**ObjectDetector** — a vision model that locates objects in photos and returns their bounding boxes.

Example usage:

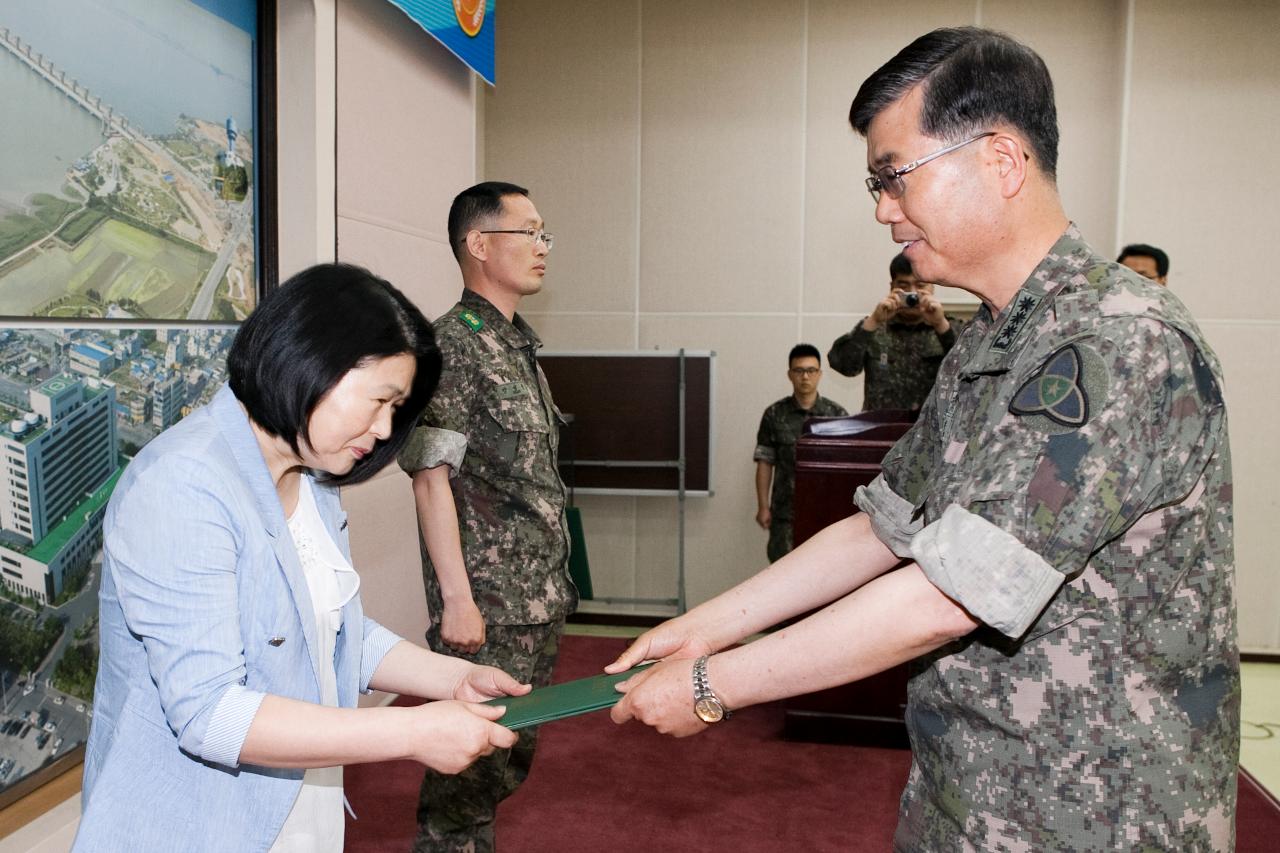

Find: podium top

[804,410,918,438]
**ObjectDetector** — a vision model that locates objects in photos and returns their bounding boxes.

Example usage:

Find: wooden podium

[783,410,916,748]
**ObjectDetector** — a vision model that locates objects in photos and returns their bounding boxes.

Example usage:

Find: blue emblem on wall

[385,0,496,86]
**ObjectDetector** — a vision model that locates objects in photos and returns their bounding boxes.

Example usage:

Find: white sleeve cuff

[398,427,467,474]
[360,621,404,693]
[853,474,921,558]
[910,504,1064,638]
[203,684,267,768]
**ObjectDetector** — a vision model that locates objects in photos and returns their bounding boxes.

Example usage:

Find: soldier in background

[753,344,848,561]
[610,27,1237,851]
[398,181,577,852]
[828,252,961,411]
[1118,242,1170,285]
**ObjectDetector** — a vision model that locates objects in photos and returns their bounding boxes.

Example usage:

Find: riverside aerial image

[0,325,234,798]
[0,0,258,321]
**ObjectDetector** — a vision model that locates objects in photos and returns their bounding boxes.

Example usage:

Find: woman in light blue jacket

[74,264,526,852]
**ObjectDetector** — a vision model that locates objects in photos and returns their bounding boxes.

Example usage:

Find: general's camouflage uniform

[398,289,577,853]
[753,394,847,561]
[828,314,961,411]
[855,226,1238,851]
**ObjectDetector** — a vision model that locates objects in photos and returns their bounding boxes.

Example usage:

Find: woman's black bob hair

[227,262,439,487]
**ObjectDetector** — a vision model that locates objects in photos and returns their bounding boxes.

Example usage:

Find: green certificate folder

[485,664,652,730]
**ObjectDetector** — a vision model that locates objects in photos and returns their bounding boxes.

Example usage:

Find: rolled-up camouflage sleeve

[853,474,921,558]
[398,426,467,475]
[910,504,1061,636]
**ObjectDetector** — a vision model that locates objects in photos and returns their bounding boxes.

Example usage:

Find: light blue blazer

[74,385,402,852]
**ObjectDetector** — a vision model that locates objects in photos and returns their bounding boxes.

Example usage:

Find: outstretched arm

[610,560,977,736]
[607,512,904,670]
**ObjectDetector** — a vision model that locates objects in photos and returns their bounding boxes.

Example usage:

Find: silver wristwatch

[692,655,731,723]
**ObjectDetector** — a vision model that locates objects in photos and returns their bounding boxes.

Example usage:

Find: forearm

[709,562,978,710]
[238,695,425,768]
[754,462,773,510]
[675,513,901,650]
[413,466,474,606]
[367,639,473,700]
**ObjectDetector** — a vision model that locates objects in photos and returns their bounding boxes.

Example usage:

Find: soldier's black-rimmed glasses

[477,228,554,250]
[865,132,996,203]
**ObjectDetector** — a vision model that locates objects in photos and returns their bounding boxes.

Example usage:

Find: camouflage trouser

[411,620,563,853]
[767,518,793,563]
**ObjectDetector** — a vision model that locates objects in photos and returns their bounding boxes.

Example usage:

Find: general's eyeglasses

[865,132,995,203]
[477,228,555,250]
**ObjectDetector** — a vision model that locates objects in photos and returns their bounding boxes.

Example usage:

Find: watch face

[695,697,724,724]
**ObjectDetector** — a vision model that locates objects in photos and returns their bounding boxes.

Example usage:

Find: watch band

[692,655,731,723]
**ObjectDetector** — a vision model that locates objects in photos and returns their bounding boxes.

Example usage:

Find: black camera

[899,292,920,308]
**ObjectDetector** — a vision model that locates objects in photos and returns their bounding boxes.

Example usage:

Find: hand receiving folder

[485,664,652,730]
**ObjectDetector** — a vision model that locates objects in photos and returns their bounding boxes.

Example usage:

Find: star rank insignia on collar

[1010,344,1090,427]
[459,309,484,332]
[990,292,1040,353]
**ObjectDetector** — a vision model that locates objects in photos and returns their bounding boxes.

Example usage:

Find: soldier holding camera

[828,252,961,411]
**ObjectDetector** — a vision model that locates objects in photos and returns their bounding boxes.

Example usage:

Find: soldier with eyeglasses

[752,343,847,561]
[398,181,576,853]
[609,27,1237,852]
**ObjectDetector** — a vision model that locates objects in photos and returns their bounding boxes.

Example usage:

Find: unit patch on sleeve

[459,309,484,332]
[1010,344,1097,428]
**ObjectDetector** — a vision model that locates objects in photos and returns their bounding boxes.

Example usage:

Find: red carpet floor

[345,635,1280,852]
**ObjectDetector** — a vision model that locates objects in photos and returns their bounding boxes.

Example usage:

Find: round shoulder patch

[1010,344,1096,428]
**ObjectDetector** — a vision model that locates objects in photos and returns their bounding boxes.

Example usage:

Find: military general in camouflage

[606,27,1238,853]
[870,223,1237,851]
[398,182,577,853]
[828,252,962,411]
[754,343,847,561]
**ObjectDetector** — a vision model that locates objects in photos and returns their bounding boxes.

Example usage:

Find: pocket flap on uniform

[486,403,550,434]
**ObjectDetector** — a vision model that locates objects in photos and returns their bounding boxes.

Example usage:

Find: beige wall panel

[639,0,806,314]
[803,0,973,315]
[337,0,474,237]
[484,0,641,315]
[1123,0,1280,320]
[337,216,463,321]
[1200,321,1280,651]
[638,314,802,603]
[522,312,636,351]
[982,0,1124,248]
[277,0,335,274]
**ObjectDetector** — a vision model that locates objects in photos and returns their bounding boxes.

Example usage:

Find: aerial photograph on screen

[0,0,257,321]
[0,325,234,797]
